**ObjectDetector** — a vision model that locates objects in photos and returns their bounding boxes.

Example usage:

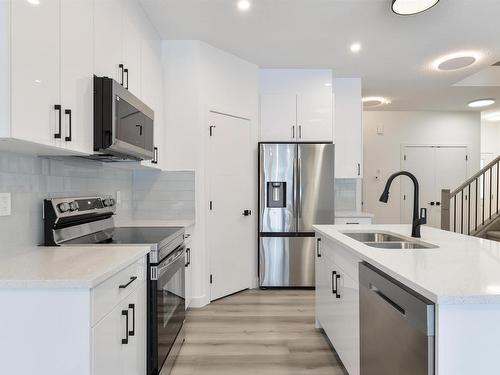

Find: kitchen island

[313,224,500,375]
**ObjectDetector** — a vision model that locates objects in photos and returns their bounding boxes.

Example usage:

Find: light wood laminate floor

[170,289,346,375]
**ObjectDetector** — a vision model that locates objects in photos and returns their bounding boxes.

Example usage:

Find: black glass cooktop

[63,226,183,245]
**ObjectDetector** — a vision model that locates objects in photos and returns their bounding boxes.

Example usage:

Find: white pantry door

[402,146,468,228]
[207,112,253,301]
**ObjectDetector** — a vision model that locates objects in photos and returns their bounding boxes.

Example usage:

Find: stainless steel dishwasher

[359,263,435,375]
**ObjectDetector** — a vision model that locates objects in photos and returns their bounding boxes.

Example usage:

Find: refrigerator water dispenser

[267,182,286,208]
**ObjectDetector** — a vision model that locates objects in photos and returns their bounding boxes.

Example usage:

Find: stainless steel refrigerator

[259,143,335,287]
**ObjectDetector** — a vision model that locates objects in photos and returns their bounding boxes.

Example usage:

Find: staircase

[441,155,500,239]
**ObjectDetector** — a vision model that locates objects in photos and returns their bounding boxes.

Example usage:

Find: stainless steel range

[43,196,187,375]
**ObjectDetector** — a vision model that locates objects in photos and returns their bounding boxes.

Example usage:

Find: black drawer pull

[332,271,337,294]
[335,274,341,299]
[128,304,135,336]
[54,104,62,139]
[124,68,129,90]
[119,276,137,289]
[64,109,72,141]
[119,64,124,86]
[121,309,129,344]
[316,238,321,257]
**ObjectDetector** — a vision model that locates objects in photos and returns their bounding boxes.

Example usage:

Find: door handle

[152,147,158,164]
[124,68,129,90]
[54,104,62,139]
[64,109,72,142]
[335,274,341,299]
[331,271,337,294]
[128,304,135,336]
[316,238,321,257]
[119,64,125,86]
[136,124,143,136]
[121,309,129,344]
[185,248,191,267]
[242,210,252,216]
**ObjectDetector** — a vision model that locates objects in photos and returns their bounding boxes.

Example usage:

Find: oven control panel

[46,196,116,219]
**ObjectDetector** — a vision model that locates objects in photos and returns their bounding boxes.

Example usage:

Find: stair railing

[442,155,500,235]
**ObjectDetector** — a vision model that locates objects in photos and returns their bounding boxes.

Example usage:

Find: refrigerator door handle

[292,155,296,224]
[297,157,302,219]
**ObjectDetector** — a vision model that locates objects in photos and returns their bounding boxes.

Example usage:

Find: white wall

[0,1,10,136]
[162,40,259,307]
[363,111,481,224]
[481,119,500,164]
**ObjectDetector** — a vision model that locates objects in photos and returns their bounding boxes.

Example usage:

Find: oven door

[150,245,186,375]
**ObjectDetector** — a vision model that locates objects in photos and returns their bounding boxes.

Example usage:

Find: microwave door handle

[136,124,143,136]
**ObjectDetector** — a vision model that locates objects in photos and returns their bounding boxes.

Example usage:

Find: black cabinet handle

[429,201,435,206]
[128,304,135,336]
[335,274,341,299]
[136,124,143,136]
[119,276,137,289]
[152,147,158,164]
[54,104,62,139]
[64,109,72,142]
[242,210,252,216]
[331,271,337,294]
[119,64,124,86]
[124,68,129,90]
[185,248,191,267]
[316,238,321,258]
[121,309,129,344]
[357,163,361,176]
[436,202,441,206]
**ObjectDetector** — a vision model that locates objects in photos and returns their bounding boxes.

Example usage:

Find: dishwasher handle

[370,284,406,316]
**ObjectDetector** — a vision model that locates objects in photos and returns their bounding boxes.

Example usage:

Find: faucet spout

[379,171,427,238]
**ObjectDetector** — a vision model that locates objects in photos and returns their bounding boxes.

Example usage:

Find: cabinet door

[60,0,93,154]
[259,94,297,142]
[185,246,192,309]
[94,0,123,83]
[333,78,363,178]
[93,300,128,375]
[315,238,329,326]
[297,93,333,142]
[140,34,163,169]
[10,0,60,147]
[122,0,143,96]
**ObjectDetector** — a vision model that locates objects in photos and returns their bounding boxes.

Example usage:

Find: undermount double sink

[342,231,438,249]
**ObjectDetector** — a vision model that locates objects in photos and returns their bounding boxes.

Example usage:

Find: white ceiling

[140,0,500,112]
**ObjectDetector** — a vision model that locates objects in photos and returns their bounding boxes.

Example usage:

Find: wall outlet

[0,193,12,216]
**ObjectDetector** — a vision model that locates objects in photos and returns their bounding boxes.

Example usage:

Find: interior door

[207,112,253,301]
[402,146,468,228]
[297,144,335,232]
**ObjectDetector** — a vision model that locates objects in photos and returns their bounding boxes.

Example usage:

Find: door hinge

[209,201,213,210]
[209,125,216,137]
[403,195,406,200]
[466,155,468,161]
[404,154,407,161]
[210,274,213,284]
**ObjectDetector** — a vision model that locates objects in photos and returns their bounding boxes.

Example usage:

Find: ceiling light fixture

[237,0,251,11]
[324,83,332,87]
[431,51,482,71]
[350,43,362,53]
[27,0,40,4]
[362,97,391,108]
[468,99,495,108]
[483,112,500,122]
[392,0,440,15]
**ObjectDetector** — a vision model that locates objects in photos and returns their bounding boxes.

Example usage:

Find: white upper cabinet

[122,0,143,96]
[94,0,124,83]
[10,0,60,147]
[334,78,363,178]
[297,92,333,142]
[259,69,333,143]
[60,0,94,154]
[259,93,297,142]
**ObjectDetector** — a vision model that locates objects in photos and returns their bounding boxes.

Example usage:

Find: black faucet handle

[420,207,427,225]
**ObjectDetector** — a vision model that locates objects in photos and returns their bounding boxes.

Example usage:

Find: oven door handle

[155,247,185,277]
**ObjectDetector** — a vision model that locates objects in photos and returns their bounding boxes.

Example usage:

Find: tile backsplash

[0,151,195,249]
[335,178,358,211]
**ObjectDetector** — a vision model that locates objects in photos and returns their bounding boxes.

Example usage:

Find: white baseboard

[188,294,210,308]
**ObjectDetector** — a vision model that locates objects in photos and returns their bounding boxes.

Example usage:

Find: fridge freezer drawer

[259,236,315,287]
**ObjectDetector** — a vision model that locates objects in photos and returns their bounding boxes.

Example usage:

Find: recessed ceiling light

[468,99,495,108]
[27,0,40,4]
[350,43,362,53]
[483,112,500,122]
[362,97,391,107]
[392,0,440,15]
[237,0,251,11]
[431,51,482,71]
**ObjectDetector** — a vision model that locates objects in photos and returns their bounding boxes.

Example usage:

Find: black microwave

[93,76,154,161]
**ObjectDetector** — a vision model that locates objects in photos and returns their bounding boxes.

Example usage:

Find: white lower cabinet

[93,286,146,375]
[184,225,195,309]
[316,236,360,375]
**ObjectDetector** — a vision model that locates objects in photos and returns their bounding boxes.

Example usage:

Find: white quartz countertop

[313,224,500,305]
[114,219,195,228]
[0,245,150,289]
[335,211,374,218]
